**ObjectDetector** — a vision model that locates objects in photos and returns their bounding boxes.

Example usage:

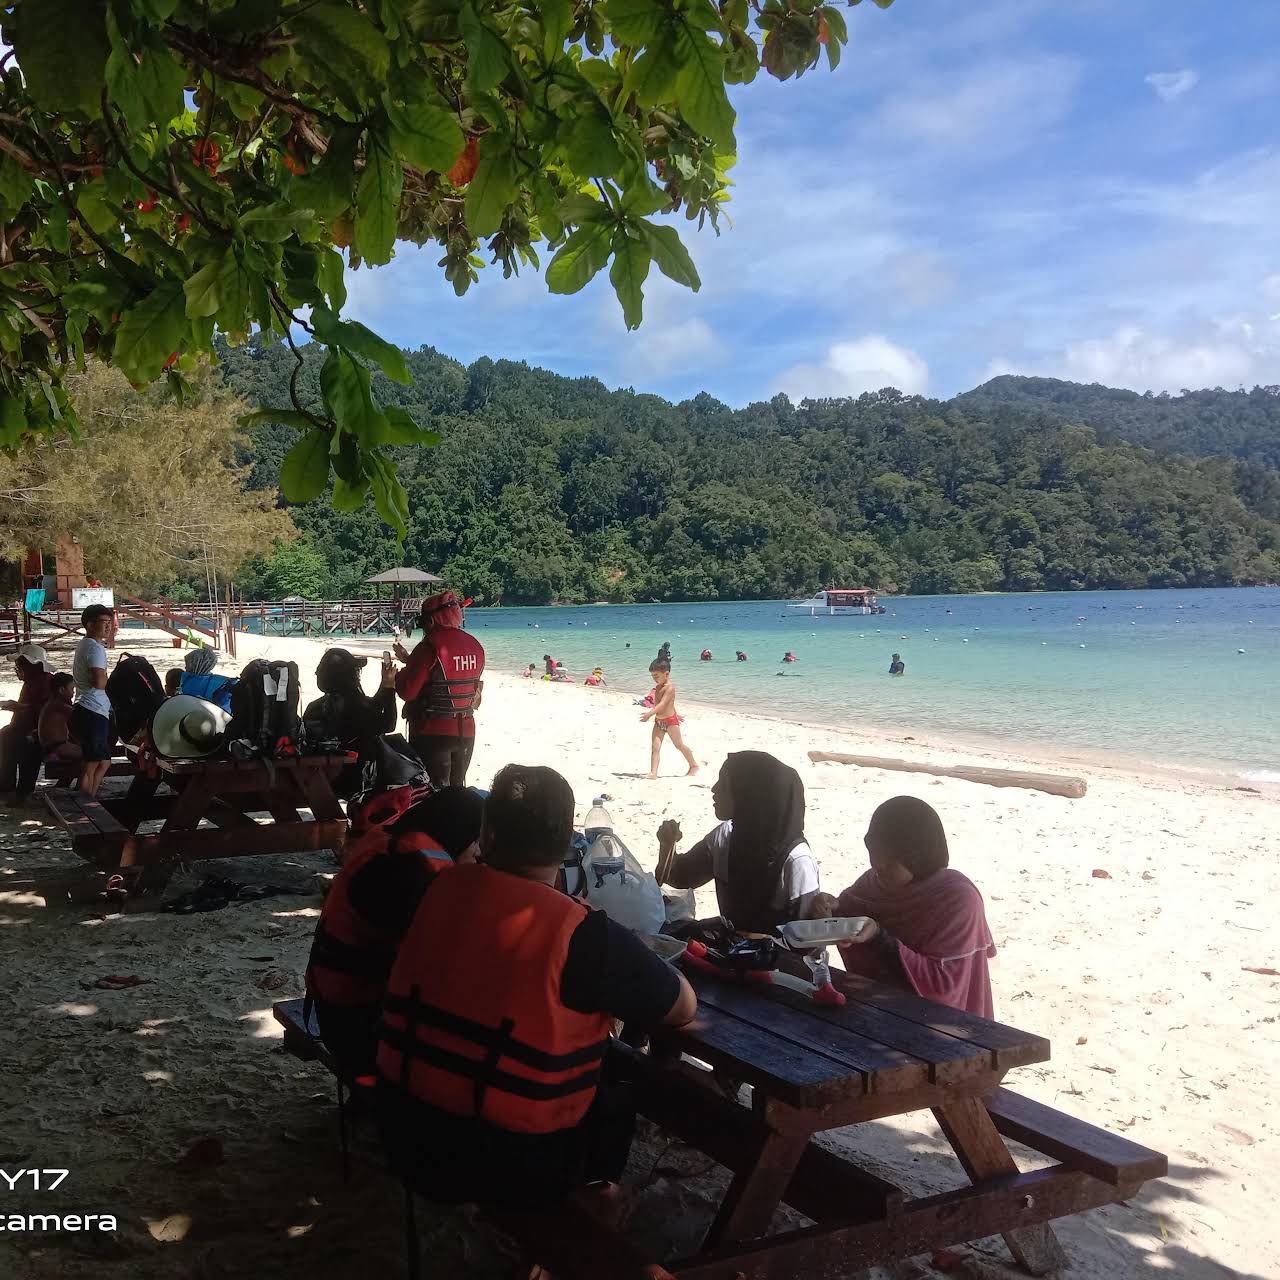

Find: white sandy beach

[1,627,1276,1280]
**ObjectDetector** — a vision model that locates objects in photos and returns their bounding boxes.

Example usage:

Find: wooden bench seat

[44,787,133,863]
[985,1087,1168,1186]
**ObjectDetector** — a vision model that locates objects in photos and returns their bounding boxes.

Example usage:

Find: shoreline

[329,634,1279,798]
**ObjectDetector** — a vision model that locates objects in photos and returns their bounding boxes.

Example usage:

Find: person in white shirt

[70,604,115,796]
[654,751,821,931]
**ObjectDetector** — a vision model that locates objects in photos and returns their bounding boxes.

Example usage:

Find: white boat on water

[788,588,885,616]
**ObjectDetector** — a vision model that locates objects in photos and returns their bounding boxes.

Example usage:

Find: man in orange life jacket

[395,590,484,788]
[307,787,485,1078]
[377,765,697,1208]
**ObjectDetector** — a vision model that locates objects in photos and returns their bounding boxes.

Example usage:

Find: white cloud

[1144,70,1200,103]
[776,336,929,401]
[989,320,1279,393]
[883,250,958,309]
[871,56,1080,153]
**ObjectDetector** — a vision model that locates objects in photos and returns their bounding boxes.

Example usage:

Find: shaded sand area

[1,629,1276,1279]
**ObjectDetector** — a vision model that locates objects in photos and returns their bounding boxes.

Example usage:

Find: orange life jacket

[414,627,485,718]
[307,827,451,1007]
[377,864,612,1135]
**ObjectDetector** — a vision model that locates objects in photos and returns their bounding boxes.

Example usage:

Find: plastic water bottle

[804,948,833,988]
[583,795,613,841]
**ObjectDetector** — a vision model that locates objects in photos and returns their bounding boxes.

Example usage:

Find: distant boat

[788,588,885,616]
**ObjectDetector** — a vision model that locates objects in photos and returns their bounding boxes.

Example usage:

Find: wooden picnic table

[44,749,349,870]
[609,958,1167,1280]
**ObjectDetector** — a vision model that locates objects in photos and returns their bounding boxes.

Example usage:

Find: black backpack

[227,659,301,757]
[105,653,166,743]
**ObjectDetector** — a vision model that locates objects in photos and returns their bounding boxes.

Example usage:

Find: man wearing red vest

[377,764,697,1208]
[394,590,485,788]
[307,787,485,1078]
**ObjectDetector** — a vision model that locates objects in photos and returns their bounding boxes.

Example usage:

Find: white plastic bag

[579,799,665,936]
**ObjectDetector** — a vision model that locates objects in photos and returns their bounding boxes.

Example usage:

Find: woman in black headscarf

[655,751,821,932]
[302,648,398,798]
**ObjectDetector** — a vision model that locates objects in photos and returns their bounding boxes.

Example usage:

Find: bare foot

[686,763,699,776]
[646,771,658,780]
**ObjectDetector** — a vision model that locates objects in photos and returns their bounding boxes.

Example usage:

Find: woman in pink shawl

[829,796,996,1018]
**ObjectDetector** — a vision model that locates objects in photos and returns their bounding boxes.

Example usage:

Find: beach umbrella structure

[365,566,443,608]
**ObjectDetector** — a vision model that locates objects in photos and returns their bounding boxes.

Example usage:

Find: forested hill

[215,338,1280,605]
[957,376,1280,471]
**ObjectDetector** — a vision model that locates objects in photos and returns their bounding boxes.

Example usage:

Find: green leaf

[320,349,388,443]
[108,24,187,132]
[540,0,573,59]
[385,405,443,447]
[239,408,324,431]
[12,0,109,117]
[242,201,320,243]
[215,249,252,330]
[311,306,411,385]
[355,140,403,265]
[280,431,332,503]
[114,281,186,384]
[464,137,518,238]
[0,156,35,221]
[545,222,613,294]
[369,454,410,536]
[609,231,650,330]
[639,221,701,289]
[565,112,623,177]
[295,125,360,219]
[318,248,348,311]
[605,0,667,45]
[625,33,680,106]
[387,98,465,173]
[183,258,223,319]
[558,193,612,225]
[459,3,510,92]
[332,475,370,512]
[674,26,736,146]
[291,2,391,105]
[820,6,849,42]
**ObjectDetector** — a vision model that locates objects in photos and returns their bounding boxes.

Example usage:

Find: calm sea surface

[465,588,1280,784]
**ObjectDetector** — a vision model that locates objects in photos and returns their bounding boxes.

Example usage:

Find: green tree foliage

[0,0,879,527]
[960,376,1280,471]
[216,339,1280,603]
[0,361,291,587]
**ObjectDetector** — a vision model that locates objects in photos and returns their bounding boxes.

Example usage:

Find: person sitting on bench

[37,673,82,776]
[815,795,996,1018]
[303,648,399,799]
[306,786,485,1079]
[377,764,696,1211]
[1,643,53,805]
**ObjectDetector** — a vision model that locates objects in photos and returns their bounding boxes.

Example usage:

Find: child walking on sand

[641,659,698,778]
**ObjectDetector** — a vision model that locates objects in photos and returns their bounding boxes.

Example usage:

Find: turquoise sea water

[465,587,1280,784]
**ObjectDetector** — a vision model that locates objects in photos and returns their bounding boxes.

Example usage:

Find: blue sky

[346,0,1280,405]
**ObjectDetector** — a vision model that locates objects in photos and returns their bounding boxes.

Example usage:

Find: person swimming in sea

[781,651,797,664]
[889,653,905,676]
[700,649,713,662]
[736,650,747,662]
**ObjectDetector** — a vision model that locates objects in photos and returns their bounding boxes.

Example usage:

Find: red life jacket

[307,827,451,1008]
[414,627,485,718]
[345,784,427,848]
[377,865,612,1136]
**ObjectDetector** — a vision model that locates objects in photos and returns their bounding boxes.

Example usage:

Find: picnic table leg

[933,1097,1069,1276]
[702,1127,810,1250]
[291,766,346,822]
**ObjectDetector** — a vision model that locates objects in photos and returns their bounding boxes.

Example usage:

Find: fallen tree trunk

[807,751,1088,799]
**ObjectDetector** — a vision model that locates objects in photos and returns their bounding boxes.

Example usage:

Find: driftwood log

[808,751,1088,799]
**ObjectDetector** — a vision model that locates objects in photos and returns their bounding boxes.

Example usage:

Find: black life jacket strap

[377,1021,604,1103]
[310,922,396,980]
[383,991,607,1072]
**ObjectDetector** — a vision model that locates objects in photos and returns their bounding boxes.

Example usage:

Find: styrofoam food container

[779,917,873,947]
